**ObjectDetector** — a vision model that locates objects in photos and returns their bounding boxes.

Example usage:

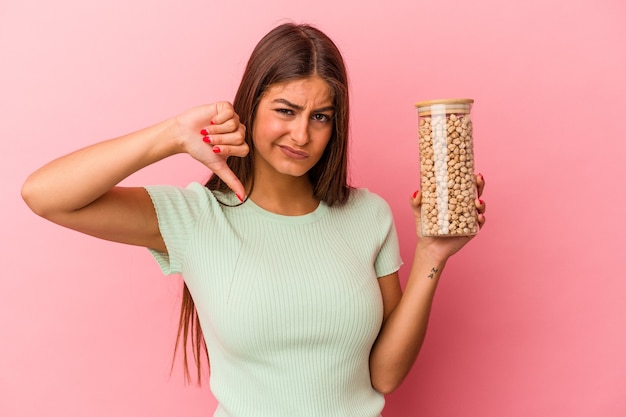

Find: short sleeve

[373,202,403,278]
[144,182,210,275]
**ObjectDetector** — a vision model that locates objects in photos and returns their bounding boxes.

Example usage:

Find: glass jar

[415,98,478,237]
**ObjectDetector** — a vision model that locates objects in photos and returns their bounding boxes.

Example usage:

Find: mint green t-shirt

[146,183,402,417]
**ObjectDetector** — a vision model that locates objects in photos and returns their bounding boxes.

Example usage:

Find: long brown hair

[174,22,352,384]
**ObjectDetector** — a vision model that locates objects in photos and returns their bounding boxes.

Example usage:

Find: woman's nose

[290,118,310,146]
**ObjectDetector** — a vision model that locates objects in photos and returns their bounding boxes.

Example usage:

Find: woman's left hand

[410,173,486,263]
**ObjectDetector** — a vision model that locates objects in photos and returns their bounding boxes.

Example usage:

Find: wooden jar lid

[415,98,474,116]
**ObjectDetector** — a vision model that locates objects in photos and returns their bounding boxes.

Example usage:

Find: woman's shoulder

[147,181,208,200]
[327,188,397,237]
[148,181,233,200]
[348,187,390,206]
[145,181,233,215]
[339,187,393,217]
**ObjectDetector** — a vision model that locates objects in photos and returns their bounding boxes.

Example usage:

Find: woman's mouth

[278,145,309,160]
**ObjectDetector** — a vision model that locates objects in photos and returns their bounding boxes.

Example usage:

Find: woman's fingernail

[479,199,484,205]
[202,136,211,143]
[479,173,484,181]
[236,193,244,203]
[200,129,208,136]
[212,146,221,153]
[413,190,419,199]
[210,121,215,125]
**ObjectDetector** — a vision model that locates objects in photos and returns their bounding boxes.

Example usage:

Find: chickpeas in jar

[415,98,478,237]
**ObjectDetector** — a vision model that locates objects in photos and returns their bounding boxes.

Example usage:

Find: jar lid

[415,98,474,116]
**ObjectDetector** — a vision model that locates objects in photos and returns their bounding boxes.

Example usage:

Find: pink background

[2,0,625,416]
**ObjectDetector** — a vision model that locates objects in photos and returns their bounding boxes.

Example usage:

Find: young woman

[22,23,486,417]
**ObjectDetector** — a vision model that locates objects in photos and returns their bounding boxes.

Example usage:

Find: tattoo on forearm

[427,267,439,279]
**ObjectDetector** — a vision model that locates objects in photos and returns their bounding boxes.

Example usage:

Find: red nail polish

[412,190,419,199]
[212,146,221,153]
[479,199,484,205]
[202,136,211,143]
[200,129,208,136]
[236,193,244,202]
[210,121,215,125]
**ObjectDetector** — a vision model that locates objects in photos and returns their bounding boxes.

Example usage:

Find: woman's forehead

[262,76,334,107]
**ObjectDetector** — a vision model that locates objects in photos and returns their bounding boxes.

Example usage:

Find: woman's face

[251,76,335,180]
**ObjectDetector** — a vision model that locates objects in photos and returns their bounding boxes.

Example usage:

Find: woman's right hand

[176,101,249,200]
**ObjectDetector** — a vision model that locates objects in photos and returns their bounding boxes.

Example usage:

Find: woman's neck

[248,169,319,216]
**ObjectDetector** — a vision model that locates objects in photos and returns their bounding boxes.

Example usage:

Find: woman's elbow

[371,375,403,395]
[21,177,43,215]
[21,176,57,218]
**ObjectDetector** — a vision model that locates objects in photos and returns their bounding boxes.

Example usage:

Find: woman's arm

[21,102,248,251]
[369,175,486,394]
[369,250,445,394]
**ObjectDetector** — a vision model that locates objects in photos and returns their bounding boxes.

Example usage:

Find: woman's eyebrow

[271,98,334,113]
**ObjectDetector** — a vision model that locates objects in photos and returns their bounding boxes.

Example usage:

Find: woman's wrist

[415,239,450,266]
[411,234,451,270]
[140,117,187,160]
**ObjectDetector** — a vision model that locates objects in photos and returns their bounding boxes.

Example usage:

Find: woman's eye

[312,113,331,123]
[276,108,294,116]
